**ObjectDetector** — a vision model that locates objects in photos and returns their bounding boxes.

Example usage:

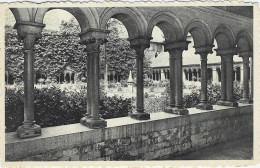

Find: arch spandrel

[147,11,184,43]
[99,7,147,38]
[213,24,236,50]
[184,19,213,47]
[34,7,99,32]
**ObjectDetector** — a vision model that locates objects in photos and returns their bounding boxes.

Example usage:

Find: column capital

[194,45,214,55]
[82,38,107,54]
[15,21,45,50]
[238,50,253,58]
[128,36,152,59]
[79,28,110,42]
[215,48,238,57]
[164,41,190,52]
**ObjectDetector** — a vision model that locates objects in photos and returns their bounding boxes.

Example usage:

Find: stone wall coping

[5,104,252,161]
[6,103,251,144]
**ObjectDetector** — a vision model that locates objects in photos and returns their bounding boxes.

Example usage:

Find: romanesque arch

[147,11,184,42]
[236,30,253,51]
[35,8,99,32]
[214,24,236,49]
[99,7,147,38]
[184,19,213,47]
[10,8,99,33]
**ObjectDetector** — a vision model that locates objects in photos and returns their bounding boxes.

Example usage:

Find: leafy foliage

[144,83,243,112]
[5,18,152,83]
[5,85,131,132]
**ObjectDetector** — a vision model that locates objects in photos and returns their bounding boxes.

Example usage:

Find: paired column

[216,49,238,107]
[238,51,253,104]
[15,22,45,138]
[129,37,151,120]
[165,41,190,115]
[80,29,109,128]
[195,46,213,110]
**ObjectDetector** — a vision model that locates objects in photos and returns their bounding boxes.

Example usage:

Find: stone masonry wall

[5,105,253,161]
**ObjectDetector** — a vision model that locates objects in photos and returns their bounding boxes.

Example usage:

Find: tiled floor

[172,136,253,160]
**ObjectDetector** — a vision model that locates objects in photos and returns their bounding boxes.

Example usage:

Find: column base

[239,98,253,104]
[80,117,107,129]
[17,124,41,139]
[165,107,188,115]
[165,106,175,113]
[130,112,150,120]
[216,100,238,107]
[196,103,213,110]
[216,100,227,106]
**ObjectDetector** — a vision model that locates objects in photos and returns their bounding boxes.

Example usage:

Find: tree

[100,18,152,80]
[5,18,152,83]
[5,25,25,81]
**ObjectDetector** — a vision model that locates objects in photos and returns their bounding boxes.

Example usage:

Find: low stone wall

[5,104,253,161]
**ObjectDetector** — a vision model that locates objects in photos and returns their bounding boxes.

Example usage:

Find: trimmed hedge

[5,82,243,132]
[144,82,243,112]
[5,85,131,132]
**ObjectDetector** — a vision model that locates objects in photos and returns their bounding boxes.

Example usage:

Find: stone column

[129,37,151,120]
[234,69,237,82]
[195,46,213,110]
[212,67,218,83]
[241,66,244,83]
[216,49,238,107]
[196,69,199,81]
[15,21,45,138]
[216,53,227,106]
[183,70,186,82]
[69,73,72,84]
[250,56,253,103]
[80,29,109,128]
[226,54,238,106]
[161,69,165,81]
[239,51,253,104]
[165,41,190,115]
[166,50,176,109]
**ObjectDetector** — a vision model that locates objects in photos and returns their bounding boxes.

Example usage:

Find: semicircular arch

[184,19,213,47]
[34,7,99,32]
[213,24,236,50]
[236,30,253,52]
[99,7,147,38]
[147,11,184,43]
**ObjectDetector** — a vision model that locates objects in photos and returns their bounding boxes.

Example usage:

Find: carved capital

[194,45,214,55]
[164,41,190,52]
[80,28,110,43]
[128,36,151,59]
[83,38,107,54]
[215,48,237,57]
[15,21,45,50]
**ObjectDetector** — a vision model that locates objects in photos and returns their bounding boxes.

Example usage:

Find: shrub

[144,92,149,98]
[100,95,131,119]
[5,85,131,132]
[108,82,117,88]
[144,78,154,87]
[120,80,128,87]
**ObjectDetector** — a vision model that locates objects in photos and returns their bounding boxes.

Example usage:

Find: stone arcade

[5,6,253,161]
